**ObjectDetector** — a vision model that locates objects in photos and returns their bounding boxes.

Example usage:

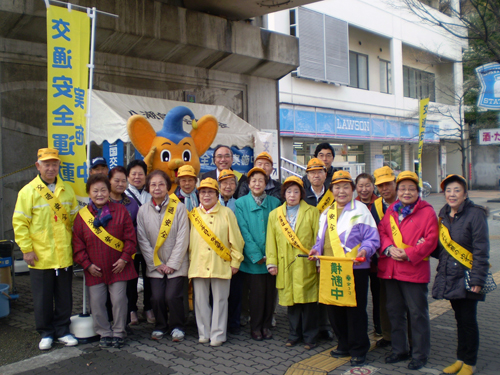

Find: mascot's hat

[157,106,196,144]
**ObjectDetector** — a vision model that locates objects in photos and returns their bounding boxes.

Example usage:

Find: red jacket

[377,198,438,283]
[73,202,138,286]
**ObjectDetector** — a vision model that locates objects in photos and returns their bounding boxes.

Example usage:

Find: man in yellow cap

[303,158,328,208]
[12,148,79,350]
[236,151,282,200]
[174,165,199,211]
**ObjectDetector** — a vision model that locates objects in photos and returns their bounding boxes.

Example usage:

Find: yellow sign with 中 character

[318,256,357,307]
[47,5,90,206]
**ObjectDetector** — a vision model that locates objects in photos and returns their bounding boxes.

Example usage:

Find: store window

[289,9,297,36]
[349,51,369,90]
[383,145,402,174]
[403,66,435,102]
[380,60,392,94]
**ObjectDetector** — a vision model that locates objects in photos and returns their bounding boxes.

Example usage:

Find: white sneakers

[151,330,164,340]
[58,334,78,346]
[39,337,53,350]
[171,328,185,342]
[40,335,78,350]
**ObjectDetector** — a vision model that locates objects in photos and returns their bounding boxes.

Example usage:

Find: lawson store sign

[280,108,439,143]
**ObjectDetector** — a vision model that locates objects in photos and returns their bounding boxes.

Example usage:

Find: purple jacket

[312,199,380,269]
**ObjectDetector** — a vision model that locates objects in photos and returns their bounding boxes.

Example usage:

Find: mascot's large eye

[182,150,191,162]
[161,150,171,162]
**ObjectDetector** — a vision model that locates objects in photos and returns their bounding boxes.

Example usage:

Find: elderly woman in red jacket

[377,171,438,371]
[73,174,137,349]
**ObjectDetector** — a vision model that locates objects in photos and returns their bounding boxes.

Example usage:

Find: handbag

[464,269,497,295]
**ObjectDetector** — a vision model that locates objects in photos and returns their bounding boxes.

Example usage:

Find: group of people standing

[13,143,490,375]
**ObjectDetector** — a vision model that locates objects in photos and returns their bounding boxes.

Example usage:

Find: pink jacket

[377,198,438,283]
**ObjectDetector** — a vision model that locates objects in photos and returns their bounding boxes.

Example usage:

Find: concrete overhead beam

[0,0,299,79]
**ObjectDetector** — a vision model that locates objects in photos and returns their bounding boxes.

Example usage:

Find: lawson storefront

[279,105,440,177]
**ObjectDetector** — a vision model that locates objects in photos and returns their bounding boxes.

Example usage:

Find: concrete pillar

[402,144,413,171]
[364,142,384,175]
[280,137,295,161]
[390,38,404,108]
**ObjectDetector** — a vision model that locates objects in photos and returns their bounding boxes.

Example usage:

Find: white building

[267,0,466,190]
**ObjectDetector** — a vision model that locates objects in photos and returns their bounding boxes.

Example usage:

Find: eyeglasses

[150,183,166,189]
[199,190,217,195]
[215,154,232,160]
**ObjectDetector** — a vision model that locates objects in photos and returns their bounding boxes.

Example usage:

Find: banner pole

[85,7,97,177]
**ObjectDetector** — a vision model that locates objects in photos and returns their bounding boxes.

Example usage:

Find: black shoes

[350,356,366,366]
[385,352,411,364]
[251,331,263,341]
[408,358,427,370]
[376,338,392,348]
[99,337,112,347]
[330,348,350,358]
[112,337,125,348]
[262,328,273,340]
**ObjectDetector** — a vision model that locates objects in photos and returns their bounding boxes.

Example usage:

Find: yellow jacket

[266,200,319,306]
[12,175,79,269]
[188,202,244,279]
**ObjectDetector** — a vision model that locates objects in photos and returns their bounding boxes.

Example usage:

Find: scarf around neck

[90,201,112,228]
[251,191,267,206]
[180,189,198,211]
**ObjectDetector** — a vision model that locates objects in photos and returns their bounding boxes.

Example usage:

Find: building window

[380,60,392,94]
[349,51,368,90]
[403,66,435,102]
[383,145,402,173]
[290,9,296,36]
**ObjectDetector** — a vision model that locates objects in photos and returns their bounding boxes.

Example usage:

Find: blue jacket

[235,194,281,274]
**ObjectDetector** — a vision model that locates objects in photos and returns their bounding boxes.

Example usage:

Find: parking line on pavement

[285,270,500,375]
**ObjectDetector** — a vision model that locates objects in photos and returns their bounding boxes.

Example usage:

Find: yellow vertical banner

[318,256,357,307]
[47,5,90,206]
[417,98,430,188]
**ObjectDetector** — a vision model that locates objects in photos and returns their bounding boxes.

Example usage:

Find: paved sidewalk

[1,191,499,375]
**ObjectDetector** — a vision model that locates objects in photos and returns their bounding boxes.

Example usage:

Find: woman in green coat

[266,176,320,350]
[235,167,281,341]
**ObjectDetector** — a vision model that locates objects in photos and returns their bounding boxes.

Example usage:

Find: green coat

[235,194,281,274]
[266,200,319,306]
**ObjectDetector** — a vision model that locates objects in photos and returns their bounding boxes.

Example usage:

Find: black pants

[386,279,430,361]
[127,254,152,313]
[150,276,186,333]
[369,271,381,332]
[451,299,479,366]
[327,268,370,357]
[288,302,319,344]
[30,267,73,339]
[227,271,244,330]
[246,272,276,332]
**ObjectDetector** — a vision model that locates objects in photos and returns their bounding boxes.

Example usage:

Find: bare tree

[398,0,500,62]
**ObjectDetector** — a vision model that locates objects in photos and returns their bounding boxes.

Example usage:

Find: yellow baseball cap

[199,178,219,193]
[306,158,326,172]
[440,174,467,191]
[218,169,236,182]
[247,167,267,180]
[177,165,197,178]
[330,170,353,185]
[284,175,304,187]
[255,151,273,164]
[374,166,396,186]
[396,171,419,185]
[37,148,60,161]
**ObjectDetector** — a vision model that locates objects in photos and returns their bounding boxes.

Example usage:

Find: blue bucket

[0,283,10,318]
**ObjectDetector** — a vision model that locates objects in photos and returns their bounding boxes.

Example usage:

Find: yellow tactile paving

[285,270,500,375]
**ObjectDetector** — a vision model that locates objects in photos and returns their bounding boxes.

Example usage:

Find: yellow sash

[277,205,310,255]
[374,197,384,221]
[152,196,179,266]
[317,189,334,214]
[327,201,360,258]
[389,214,429,260]
[30,177,70,229]
[79,206,124,252]
[439,220,473,269]
[188,208,232,262]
